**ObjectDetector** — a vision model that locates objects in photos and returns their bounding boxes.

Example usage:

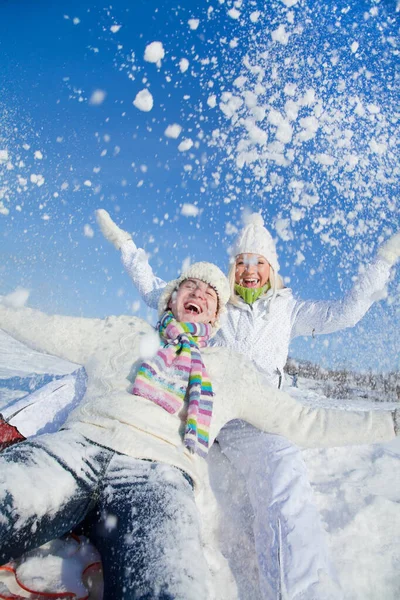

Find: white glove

[378,232,400,266]
[96,209,135,251]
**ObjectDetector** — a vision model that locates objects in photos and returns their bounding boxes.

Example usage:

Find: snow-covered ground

[0,330,399,599]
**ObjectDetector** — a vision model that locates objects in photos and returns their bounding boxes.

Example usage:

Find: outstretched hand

[378,232,400,266]
[96,209,135,251]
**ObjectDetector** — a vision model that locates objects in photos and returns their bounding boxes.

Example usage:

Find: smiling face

[168,278,219,324]
[235,253,271,288]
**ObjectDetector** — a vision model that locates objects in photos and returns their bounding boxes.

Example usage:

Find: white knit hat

[231,213,280,272]
[158,262,230,328]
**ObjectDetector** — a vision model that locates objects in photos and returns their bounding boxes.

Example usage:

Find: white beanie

[231,213,280,272]
[158,261,230,328]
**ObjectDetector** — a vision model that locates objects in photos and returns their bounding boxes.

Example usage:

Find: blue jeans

[0,430,208,600]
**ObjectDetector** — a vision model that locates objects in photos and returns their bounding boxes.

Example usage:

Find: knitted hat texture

[231,213,280,272]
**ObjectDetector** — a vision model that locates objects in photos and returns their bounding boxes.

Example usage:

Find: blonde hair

[227,258,284,306]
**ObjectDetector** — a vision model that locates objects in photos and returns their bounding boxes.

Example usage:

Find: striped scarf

[132,311,214,458]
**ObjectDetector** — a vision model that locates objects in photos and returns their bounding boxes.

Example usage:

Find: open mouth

[242,278,260,288]
[184,302,202,315]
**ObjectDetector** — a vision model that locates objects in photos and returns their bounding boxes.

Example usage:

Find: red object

[0,535,102,600]
[0,418,26,451]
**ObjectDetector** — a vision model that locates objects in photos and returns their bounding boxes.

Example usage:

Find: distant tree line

[285,358,400,403]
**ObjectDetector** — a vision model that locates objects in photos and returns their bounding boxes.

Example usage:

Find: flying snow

[83,224,94,238]
[188,19,199,30]
[133,89,154,112]
[179,58,189,73]
[178,138,193,152]
[164,124,182,139]
[181,203,200,217]
[144,41,165,65]
[89,90,107,105]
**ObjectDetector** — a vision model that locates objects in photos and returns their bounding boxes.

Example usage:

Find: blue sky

[1,0,399,372]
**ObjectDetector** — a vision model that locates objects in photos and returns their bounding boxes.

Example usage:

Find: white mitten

[96,209,135,250]
[378,232,400,266]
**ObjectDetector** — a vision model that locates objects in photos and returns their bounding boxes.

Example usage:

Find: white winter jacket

[120,241,392,386]
[0,305,395,489]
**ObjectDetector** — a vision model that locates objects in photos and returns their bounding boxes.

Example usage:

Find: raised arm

[291,233,400,338]
[0,302,101,366]
[96,209,166,310]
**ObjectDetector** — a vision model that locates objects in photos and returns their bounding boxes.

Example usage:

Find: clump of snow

[250,11,260,23]
[139,330,161,359]
[225,222,238,236]
[1,287,30,308]
[228,8,241,20]
[294,251,305,265]
[131,301,140,313]
[181,203,200,217]
[84,225,94,238]
[133,89,153,112]
[89,90,107,105]
[369,138,387,154]
[188,19,199,30]
[164,124,182,139]
[275,218,293,241]
[110,24,121,33]
[30,174,45,187]
[0,150,9,163]
[179,58,189,73]
[178,138,193,152]
[34,150,43,160]
[144,41,165,65]
[0,201,9,216]
[181,256,191,273]
[271,24,290,45]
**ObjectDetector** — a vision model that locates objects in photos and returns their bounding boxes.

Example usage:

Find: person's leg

[87,456,210,600]
[218,421,342,600]
[0,430,111,564]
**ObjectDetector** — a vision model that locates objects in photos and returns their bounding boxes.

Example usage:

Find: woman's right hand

[95,209,135,250]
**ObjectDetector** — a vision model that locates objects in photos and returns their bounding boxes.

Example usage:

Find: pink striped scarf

[132,311,214,457]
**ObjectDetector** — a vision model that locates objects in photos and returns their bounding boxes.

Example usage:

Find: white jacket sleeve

[120,240,167,310]
[225,357,396,448]
[0,304,100,366]
[291,257,391,338]
[209,350,395,447]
